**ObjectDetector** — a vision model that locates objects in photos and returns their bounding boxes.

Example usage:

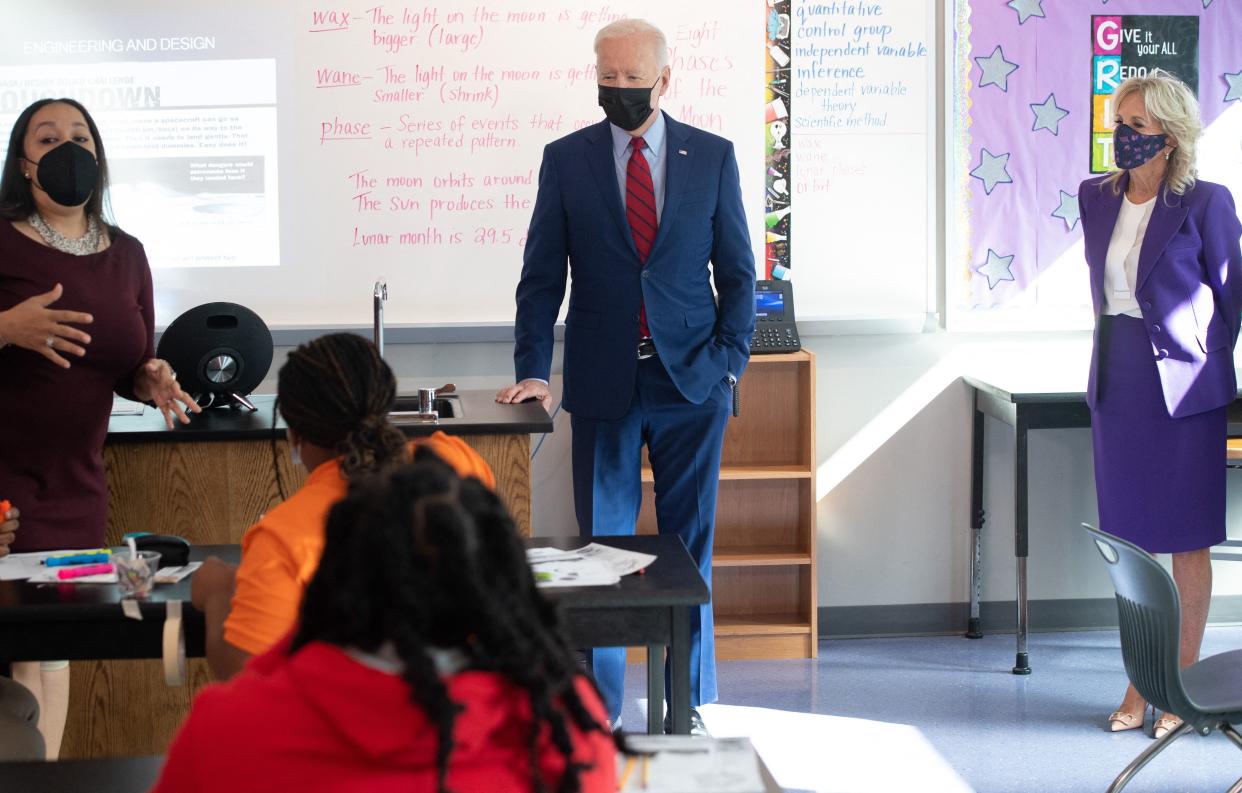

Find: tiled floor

[618,625,1242,793]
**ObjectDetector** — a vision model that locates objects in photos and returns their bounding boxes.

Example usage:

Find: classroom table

[0,535,708,736]
[0,755,163,793]
[529,535,711,735]
[964,369,1242,675]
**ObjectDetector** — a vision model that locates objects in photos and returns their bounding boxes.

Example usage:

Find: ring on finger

[45,335,55,348]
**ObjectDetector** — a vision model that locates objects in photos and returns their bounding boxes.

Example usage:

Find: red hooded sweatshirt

[151,640,616,793]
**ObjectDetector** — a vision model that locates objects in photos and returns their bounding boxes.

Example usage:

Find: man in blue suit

[496,18,755,733]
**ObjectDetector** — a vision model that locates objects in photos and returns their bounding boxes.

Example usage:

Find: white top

[1102,194,1157,317]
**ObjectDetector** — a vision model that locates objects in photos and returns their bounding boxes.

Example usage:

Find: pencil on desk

[617,755,636,790]
[641,754,649,789]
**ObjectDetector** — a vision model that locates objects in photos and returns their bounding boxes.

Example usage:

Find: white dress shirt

[1102,194,1156,318]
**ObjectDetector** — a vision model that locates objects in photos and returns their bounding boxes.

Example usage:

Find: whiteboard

[0,0,765,328]
[787,0,935,322]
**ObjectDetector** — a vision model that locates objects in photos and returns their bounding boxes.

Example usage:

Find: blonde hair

[594,19,668,70]
[1108,69,1200,196]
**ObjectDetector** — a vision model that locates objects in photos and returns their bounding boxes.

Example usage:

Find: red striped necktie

[626,136,657,338]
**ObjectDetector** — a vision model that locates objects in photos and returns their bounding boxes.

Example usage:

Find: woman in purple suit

[1080,70,1242,739]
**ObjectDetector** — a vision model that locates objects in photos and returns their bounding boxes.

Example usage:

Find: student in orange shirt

[156,461,614,793]
[191,333,495,681]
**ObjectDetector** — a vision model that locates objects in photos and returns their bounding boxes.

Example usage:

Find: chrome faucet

[373,279,387,358]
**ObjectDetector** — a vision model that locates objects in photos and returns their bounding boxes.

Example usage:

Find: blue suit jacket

[1080,173,1242,418]
[514,113,756,420]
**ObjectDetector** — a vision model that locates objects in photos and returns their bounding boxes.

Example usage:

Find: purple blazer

[1080,173,1242,418]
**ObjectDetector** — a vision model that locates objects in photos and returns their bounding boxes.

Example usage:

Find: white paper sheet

[530,557,619,588]
[111,396,145,416]
[154,562,201,584]
[27,561,203,585]
[617,737,765,793]
[0,549,111,581]
[525,547,579,563]
[27,567,117,584]
[525,543,656,587]
[577,542,657,576]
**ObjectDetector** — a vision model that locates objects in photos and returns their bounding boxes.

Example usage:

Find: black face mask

[598,77,661,131]
[26,142,98,207]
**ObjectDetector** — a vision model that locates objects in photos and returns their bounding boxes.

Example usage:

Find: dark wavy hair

[0,98,112,224]
[271,332,407,496]
[291,459,608,793]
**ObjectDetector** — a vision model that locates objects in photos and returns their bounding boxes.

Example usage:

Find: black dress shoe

[664,707,709,737]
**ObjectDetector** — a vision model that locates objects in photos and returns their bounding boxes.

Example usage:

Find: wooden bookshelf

[637,350,817,660]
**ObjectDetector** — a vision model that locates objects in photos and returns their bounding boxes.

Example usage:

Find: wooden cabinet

[637,351,817,660]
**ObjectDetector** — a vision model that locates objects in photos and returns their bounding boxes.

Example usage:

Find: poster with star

[1090,15,1199,172]
[950,0,1242,330]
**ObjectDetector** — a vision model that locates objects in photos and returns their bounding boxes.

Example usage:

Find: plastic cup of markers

[115,551,161,598]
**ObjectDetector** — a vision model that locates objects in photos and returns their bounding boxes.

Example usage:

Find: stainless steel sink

[389,393,464,421]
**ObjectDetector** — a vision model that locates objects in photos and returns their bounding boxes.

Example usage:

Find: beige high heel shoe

[1152,713,1182,740]
[1107,702,1152,733]
[1107,710,1143,732]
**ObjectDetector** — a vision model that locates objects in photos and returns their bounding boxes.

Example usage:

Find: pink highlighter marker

[57,562,115,580]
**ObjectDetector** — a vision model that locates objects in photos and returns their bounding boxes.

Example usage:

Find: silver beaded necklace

[28,212,101,256]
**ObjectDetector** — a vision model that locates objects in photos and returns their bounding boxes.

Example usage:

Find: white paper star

[1030,93,1069,135]
[1007,0,1045,24]
[975,46,1019,92]
[1051,190,1080,231]
[970,148,1013,195]
[1225,71,1242,103]
[1204,0,1214,8]
[977,250,1016,290]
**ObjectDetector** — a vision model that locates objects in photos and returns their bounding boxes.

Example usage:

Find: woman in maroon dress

[0,98,200,757]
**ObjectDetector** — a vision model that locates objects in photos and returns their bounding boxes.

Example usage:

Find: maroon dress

[0,220,154,552]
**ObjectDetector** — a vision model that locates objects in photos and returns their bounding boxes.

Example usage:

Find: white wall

[257,329,1242,611]
[807,331,1242,611]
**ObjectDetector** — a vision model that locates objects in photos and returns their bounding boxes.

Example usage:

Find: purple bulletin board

[950,0,1242,330]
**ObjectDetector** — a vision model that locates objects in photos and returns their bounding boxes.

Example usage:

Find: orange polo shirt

[223,433,495,656]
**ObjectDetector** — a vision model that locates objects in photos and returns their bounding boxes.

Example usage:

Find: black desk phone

[750,279,801,353]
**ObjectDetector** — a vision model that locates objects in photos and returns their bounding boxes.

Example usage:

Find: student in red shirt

[154,460,615,793]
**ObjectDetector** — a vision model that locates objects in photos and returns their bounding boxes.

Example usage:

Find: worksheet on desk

[0,552,203,583]
[527,555,619,588]
[0,552,60,581]
[526,544,656,583]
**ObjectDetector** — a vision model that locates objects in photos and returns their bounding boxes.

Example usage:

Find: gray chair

[1083,524,1242,793]
[0,677,43,761]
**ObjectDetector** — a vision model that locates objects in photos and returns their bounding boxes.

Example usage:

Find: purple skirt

[1091,314,1226,553]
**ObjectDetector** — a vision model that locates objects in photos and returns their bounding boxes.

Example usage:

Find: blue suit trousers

[571,355,729,722]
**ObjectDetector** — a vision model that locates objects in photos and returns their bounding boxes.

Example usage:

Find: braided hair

[271,333,407,497]
[291,459,608,793]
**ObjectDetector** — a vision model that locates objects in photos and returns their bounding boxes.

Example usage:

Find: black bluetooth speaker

[156,302,273,410]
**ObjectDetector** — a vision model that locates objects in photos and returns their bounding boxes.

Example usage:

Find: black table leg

[1013,412,1031,675]
[669,607,691,734]
[967,401,985,639]
[646,644,664,734]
